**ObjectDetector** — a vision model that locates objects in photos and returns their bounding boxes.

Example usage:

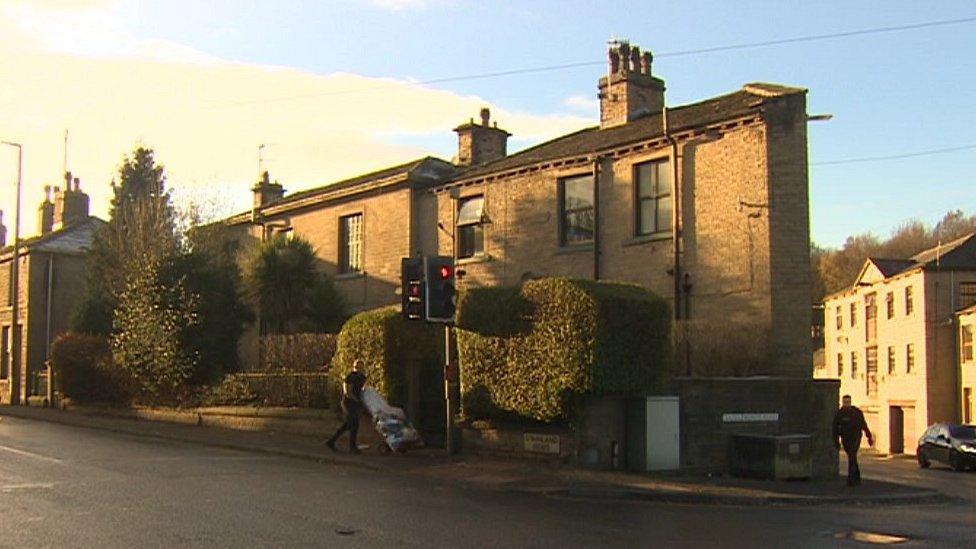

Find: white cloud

[562,94,599,114]
[0,2,589,237]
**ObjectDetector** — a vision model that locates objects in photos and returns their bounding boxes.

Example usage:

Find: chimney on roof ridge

[454,107,511,167]
[53,172,90,231]
[252,170,285,210]
[598,39,665,128]
[38,184,54,235]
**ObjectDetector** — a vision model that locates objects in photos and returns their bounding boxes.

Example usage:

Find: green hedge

[202,372,331,408]
[51,332,132,405]
[456,278,671,423]
[331,307,444,430]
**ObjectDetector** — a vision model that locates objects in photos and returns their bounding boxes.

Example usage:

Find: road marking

[1,482,61,492]
[0,444,64,464]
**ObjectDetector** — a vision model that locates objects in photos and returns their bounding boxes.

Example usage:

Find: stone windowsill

[555,243,594,255]
[334,271,365,281]
[622,232,672,247]
[457,253,492,266]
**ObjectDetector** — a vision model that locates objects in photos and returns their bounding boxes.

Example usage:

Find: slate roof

[868,258,916,278]
[279,157,454,206]
[454,83,805,182]
[0,216,106,259]
[227,156,457,223]
[911,232,976,269]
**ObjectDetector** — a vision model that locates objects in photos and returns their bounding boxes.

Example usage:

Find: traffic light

[425,255,456,323]
[401,257,425,321]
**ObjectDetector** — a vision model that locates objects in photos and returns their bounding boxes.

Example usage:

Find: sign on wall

[524,433,560,454]
[722,412,780,423]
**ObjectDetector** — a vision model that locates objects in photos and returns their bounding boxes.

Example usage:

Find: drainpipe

[592,156,603,280]
[663,106,681,323]
[45,253,54,405]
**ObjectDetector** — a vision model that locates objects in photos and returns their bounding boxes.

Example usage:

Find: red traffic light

[439,265,453,280]
[409,282,421,297]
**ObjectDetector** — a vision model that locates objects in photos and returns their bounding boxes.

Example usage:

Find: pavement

[0,404,954,507]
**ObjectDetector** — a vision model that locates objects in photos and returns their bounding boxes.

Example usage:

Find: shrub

[456,278,671,423]
[112,257,200,404]
[51,332,131,404]
[332,307,444,430]
[259,333,337,372]
[201,373,331,408]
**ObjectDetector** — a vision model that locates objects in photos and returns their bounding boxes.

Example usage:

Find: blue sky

[0,0,973,247]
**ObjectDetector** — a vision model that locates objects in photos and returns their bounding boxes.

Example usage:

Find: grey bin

[730,434,812,480]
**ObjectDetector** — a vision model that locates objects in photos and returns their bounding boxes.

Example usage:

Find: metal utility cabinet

[627,396,680,471]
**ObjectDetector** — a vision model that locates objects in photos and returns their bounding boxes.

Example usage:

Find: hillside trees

[812,210,976,303]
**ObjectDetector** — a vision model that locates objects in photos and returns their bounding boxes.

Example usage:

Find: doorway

[889,406,904,454]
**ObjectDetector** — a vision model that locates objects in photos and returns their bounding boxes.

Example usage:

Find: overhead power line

[215,15,976,107]
[812,143,976,166]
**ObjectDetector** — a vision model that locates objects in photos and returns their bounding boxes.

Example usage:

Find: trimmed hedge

[331,307,444,430]
[258,333,337,372]
[51,332,132,405]
[456,278,671,423]
[202,372,331,408]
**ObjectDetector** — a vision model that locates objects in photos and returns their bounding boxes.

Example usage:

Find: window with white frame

[456,195,485,259]
[339,213,363,273]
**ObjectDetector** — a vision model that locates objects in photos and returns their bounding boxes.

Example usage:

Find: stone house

[816,233,976,454]
[956,304,976,424]
[1,174,103,404]
[234,40,813,378]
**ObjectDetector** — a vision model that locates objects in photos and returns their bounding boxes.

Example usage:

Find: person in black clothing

[832,394,874,486]
[326,360,368,454]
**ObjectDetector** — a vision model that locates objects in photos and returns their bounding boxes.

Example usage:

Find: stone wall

[667,377,839,479]
[460,420,576,463]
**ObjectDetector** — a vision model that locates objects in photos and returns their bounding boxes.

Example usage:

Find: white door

[646,396,680,471]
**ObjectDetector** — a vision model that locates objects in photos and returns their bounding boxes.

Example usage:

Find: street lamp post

[2,141,22,405]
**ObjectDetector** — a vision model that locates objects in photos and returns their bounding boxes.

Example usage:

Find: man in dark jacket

[326,360,368,454]
[832,395,874,486]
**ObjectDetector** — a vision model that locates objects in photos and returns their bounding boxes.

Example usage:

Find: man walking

[832,394,873,486]
[326,360,368,454]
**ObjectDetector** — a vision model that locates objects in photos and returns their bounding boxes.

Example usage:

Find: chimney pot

[598,40,665,128]
[73,177,81,191]
[44,185,52,202]
[480,108,490,126]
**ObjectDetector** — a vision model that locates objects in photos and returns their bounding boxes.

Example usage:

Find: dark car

[916,423,976,471]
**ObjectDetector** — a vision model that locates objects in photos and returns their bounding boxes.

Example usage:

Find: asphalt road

[1,417,974,548]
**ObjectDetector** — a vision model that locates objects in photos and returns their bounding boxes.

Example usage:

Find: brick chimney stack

[598,41,665,128]
[53,171,90,230]
[251,170,285,210]
[37,185,54,235]
[453,107,511,167]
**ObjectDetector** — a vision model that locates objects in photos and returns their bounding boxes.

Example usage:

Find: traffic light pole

[444,323,459,455]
